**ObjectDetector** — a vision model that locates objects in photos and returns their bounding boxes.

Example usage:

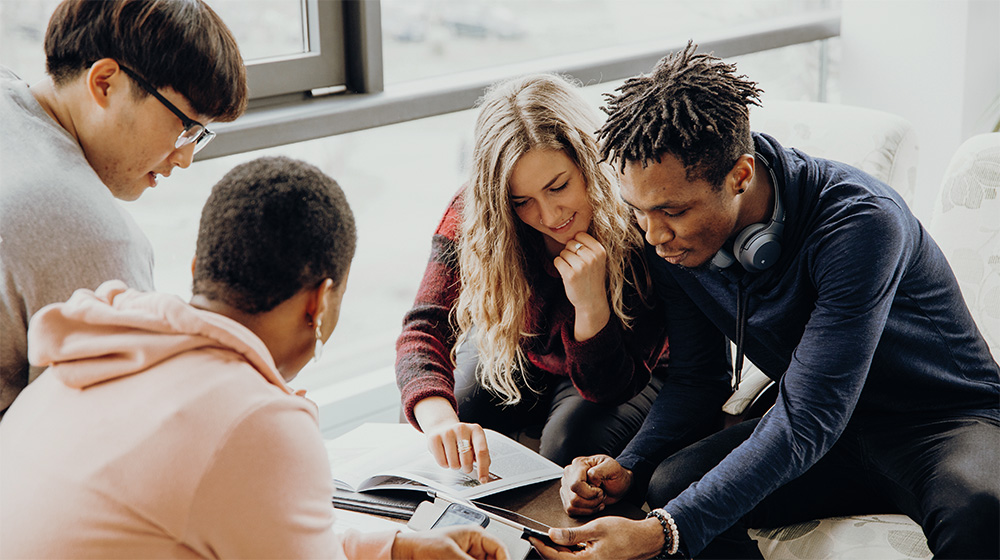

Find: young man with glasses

[0,0,248,418]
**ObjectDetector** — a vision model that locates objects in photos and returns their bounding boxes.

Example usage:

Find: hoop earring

[313,319,324,362]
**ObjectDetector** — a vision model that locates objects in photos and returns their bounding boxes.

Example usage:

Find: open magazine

[326,423,561,501]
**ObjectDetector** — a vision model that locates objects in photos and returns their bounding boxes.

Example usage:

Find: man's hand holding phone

[521,526,585,554]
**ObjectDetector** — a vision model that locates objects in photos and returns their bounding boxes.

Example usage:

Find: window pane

[733,40,837,103]
[381,0,835,85]
[209,0,307,62]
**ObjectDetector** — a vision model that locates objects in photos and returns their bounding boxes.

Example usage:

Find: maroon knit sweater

[396,191,671,428]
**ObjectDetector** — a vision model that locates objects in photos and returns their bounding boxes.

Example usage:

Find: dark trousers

[647,414,1000,559]
[453,340,665,467]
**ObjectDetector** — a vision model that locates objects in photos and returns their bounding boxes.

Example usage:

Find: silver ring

[573,242,583,252]
[457,439,472,453]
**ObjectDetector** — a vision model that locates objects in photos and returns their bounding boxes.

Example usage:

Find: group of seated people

[1,1,997,559]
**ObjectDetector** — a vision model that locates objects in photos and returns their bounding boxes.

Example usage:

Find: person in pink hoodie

[0,156,508,560]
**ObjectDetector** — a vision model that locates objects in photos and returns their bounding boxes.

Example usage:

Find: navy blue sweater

[616,133,1000,556]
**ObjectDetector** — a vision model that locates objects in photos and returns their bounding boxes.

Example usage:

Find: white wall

[840,0,1000,220]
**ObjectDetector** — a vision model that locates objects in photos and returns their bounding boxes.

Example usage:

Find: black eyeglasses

[119,65,215,154]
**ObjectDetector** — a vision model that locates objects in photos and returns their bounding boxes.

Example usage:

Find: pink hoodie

[0,281,396,559]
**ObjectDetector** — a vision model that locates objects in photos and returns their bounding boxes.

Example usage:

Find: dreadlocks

[598,41,763,187]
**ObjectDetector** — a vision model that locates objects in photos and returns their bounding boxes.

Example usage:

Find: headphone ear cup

[733,223,765,267]
[735,224,782,272]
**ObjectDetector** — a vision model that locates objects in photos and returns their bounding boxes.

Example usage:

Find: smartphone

[521,526,584,551]
[521,526,556,546]
[431,502,490,529]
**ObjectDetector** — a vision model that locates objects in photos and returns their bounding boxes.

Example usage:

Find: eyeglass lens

[176,125,215,154]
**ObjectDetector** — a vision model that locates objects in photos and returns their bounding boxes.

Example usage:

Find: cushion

[750,514,930,560]
[751,101,920,207]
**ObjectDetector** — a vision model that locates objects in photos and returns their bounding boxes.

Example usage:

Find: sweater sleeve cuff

[616,451,658,499]
[563,315,623,359]
[401,378,458,430]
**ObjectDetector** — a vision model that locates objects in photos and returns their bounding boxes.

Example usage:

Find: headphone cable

[733,279,750,392]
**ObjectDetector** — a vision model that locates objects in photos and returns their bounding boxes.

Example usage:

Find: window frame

[198,6,840,161]
[242,0,351,101]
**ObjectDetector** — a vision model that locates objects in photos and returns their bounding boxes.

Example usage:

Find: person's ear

[728,153,755,195]
[85,59,126,109]
[306,278,335,334]
[190,256,197,277]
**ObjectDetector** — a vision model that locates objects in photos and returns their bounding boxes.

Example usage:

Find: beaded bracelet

[646,508,680,557]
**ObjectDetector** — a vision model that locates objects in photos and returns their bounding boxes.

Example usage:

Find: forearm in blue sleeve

[617,366,732,487]
[617,256,733,484]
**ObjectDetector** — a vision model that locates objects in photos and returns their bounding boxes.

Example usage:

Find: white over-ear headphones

[710,153,785,273]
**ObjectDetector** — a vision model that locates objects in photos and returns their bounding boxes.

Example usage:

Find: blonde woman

[396,74,680,479]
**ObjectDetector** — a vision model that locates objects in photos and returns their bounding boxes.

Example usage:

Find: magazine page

[326,423,427,491]
[326,423,561,500]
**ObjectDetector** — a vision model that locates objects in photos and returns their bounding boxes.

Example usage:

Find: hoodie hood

[27,281,290,393]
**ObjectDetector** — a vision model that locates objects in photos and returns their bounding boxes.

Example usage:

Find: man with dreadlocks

[538,43,1000,560]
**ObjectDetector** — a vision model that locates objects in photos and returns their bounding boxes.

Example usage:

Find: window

[381,0,835,85]
[214,0,310,62]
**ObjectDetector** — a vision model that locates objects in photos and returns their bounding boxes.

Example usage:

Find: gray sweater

[0,67,154,416]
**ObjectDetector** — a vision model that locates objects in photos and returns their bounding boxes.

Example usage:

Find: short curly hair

[193,156,356,314]
[598,41,763,187]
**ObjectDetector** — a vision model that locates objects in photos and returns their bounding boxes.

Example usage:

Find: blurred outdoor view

[0,0,839,395]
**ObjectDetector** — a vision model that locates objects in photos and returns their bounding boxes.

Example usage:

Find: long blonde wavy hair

[454,73,647,404]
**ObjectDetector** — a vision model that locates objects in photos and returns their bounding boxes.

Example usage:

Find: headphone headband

[757,154,785,228]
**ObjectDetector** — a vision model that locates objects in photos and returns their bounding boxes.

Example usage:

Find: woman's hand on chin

[553,232,611,341]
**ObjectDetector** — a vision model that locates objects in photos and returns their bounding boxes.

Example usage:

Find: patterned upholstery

[928,133,1000,357]
[750,515,932,559]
